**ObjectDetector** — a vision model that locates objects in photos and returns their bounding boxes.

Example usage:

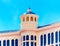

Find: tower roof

[26,8,35,14]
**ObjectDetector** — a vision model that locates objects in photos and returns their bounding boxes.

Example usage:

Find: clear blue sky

[0,0,60,31]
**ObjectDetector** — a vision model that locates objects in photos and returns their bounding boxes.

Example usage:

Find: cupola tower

[20,8,39,30]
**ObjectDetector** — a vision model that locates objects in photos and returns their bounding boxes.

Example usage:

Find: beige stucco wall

[38,23,60,46]
[20,14,38,30]
[0,31,20,46]
[0,23,60,46]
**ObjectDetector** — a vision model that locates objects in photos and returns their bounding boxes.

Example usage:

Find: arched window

[26,35,29,40]
[55,32,58,43]
[35,17,36,21]
[48,33,50,45]
[23,42,25,46]
[31,17,33,21]
[26,16,29,21]
[31,35,34,40]
[15,39,18,46]
[51,32,54,44]
[31,42,33,46]
[59,31,60,42]
[23,36,25,41]
[26,42,29,46]
[11,39,14,46]
[34,36,36,40]
[0,41,1,46]
[23,17,25,22]
[7,40,10,46]
[44,34,46,45]
[40,35,43,46]
[3,40,6,46]
[34,42,36,46]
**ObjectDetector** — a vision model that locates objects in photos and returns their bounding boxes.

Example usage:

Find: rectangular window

[51,33,54,44]
[48,33,50,45]
[34,42,36,46]
[26,35,29,40]
[40,35,43,46]
[44,34,46,45]
[7,40,10,46]
[11,40,14,46]
[26,42,29,46]
[59,31,60,42]
[15,39,18,46]
[55,32,58,43]
[31,42,33,46]
[31,35,33,40]
[3,40,6,46]
[35,36,36,40]
[23,42,25,46]
[23,36,25,41]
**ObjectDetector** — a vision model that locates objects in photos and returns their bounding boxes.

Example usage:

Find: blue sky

[0,0,60,31]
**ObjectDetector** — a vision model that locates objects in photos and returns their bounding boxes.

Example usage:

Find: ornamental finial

[28,8,31,12]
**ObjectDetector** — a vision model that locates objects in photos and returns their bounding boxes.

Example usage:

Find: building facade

[0,8,60,46]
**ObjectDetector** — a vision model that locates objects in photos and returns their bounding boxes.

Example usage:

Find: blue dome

[26,11,35,14]
[26,8,35,14]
